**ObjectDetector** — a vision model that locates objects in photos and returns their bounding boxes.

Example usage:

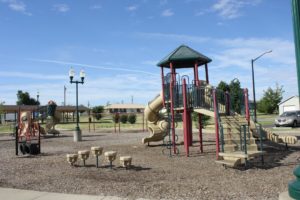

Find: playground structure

[15,110,41,155]
[143,45,298,167]
[42,100,61,136]
[15,100,61,155]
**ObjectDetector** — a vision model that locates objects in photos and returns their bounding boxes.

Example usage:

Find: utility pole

[64,85,66,106]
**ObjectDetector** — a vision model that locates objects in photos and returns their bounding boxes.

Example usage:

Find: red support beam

[198,113,203,153]
[205,63,209,84]
[161,67,165,107]
[213,89,220,160]
[194,62,200,86]
[169,62,177,154]
[244,88,250,124]
[182,78,189,156]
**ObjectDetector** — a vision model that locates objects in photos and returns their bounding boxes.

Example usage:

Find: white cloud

[136,32,209,43]
[141,60,159,66]
[0,71,66,80]
[29,58,157,76]
[1,0,32,16]
[53,4,70,13]
[126,5,138,11]
[212,0,261,19]
[161,9,174,17]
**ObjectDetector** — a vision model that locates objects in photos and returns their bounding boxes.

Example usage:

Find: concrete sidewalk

[0,187,149,200]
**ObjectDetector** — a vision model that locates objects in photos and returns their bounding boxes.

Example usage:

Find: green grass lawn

[0,113,279,134]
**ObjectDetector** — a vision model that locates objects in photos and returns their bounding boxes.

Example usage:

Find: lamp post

[69,68,85,142]
[37,90,40,103]
[251,50,272,123]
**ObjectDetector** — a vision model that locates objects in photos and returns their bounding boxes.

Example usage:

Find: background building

[278,96,300,115]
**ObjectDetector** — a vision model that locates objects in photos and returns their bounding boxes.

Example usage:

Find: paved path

[0,187,149,200]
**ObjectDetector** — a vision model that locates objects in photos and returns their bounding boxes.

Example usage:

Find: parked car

[274,110,300,127]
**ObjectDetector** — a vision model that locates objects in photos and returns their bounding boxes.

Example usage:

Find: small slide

[142,93,169,144]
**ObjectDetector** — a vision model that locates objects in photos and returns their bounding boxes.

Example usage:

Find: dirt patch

[0,130,299,200]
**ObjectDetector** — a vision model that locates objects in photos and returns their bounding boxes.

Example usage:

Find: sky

[0,0,297,107]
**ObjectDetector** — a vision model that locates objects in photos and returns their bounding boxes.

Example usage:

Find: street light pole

[251,50,272,123]
[37,90,40,104]
[69,68,85,142]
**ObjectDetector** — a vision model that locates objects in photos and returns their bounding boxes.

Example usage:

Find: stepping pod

[66,154,78,166]
[91,147,103,168]
[78,150,90,166]
[104,151,117,169]
[120,156,132,169]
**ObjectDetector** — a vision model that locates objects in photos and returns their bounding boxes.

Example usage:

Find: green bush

[92,106,104,120]
[94,113,102,120]
[128,114,137,124]
[120,114,128,124]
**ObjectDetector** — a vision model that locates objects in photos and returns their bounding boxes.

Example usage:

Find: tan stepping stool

[104,151,117,168]
[91,147,103,168]
[120,156,132,169]
[66,154,78,166]
[78,150,90,166]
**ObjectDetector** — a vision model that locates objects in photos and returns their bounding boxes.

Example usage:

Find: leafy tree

[217,81,230,92]
[16,90,39,105]
[229,79,243,114]
[120,114,128,124]
[92,105,104,120]
[0,101,3,124]
[128,114,137,124]
[216,79,243,114]
[0,101,4,115]
[257,83,284,114]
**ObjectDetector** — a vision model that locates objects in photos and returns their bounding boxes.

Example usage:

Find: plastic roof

[157,45,212,68]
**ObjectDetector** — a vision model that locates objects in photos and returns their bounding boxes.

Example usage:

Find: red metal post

[194,62,200,86]
[118,113,121,133]
[198,114,203,153]
[170,62,177,154]
[182,78,189,156]
[244,88,250,124]
[114,113,117,133]
[213,89,220,160]
[161,67,165,107]
[194,61,202,150]
[205,63,209,84]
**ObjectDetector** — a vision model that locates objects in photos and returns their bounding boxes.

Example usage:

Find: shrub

[94,113,102,120]
[128,114,137,124]
[92,106,104,120]
[120,114,128,124]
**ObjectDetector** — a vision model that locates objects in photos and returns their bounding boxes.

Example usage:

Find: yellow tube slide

[142,93,169,144]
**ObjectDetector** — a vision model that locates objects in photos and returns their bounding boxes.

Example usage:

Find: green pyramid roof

[157,45,212,68]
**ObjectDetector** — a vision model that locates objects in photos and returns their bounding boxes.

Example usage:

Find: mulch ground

[0,130,299,200]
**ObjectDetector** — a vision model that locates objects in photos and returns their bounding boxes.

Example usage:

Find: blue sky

[0,0,297,107]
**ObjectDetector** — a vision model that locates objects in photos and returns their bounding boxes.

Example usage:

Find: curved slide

[142,93,169,144]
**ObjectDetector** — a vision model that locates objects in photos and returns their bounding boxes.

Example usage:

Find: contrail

[29,58,157,76]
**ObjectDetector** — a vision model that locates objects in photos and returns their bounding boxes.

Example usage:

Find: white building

[278,96,300,115]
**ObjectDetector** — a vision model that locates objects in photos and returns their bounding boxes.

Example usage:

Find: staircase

[216,115,265,168]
